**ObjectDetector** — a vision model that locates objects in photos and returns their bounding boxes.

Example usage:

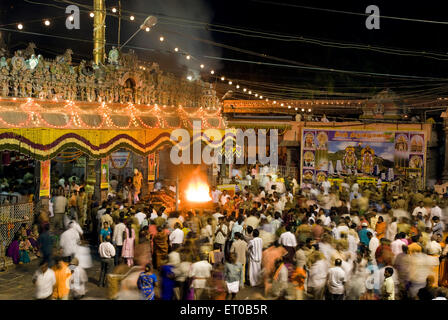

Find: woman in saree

[137,263,158,300]
[375,216,387,240]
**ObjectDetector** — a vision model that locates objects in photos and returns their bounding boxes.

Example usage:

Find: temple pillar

[93,0,106,64]
[441,109,448,182]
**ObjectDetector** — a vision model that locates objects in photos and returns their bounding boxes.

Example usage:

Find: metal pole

[175,172,179,211]
[118,0,121,47]
[120,28,140,50]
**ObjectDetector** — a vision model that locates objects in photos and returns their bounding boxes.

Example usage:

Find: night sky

[1,0,448,100]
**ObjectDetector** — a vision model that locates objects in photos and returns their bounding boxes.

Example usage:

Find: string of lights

[5,4,448,108]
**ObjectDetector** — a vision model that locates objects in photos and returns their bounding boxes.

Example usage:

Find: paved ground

[0,249,263,300]
[0,252,108,300]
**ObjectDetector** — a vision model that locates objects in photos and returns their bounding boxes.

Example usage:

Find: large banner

[39,160,51,197]
[301,129,426,185]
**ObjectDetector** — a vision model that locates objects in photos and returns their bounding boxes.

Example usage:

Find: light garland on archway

[0,97,225,129]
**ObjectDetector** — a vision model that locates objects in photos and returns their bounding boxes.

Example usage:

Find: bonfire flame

[185,177,212,203]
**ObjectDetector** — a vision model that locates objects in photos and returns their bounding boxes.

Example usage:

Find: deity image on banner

[316,131,328,149]
[303,150,315,168]
[409,154,423,169]
[303,169,314,183]
[342,146,357,170]
[394,134,409,152]
[410,134,424,153]
[361,145,375,175]
[303,132,315,149]
[316,171,327,184]
[394,133,409,170]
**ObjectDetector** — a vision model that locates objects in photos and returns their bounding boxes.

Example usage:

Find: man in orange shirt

[291,265,307,300]
[408,235,423,255]
[52,257,72,300]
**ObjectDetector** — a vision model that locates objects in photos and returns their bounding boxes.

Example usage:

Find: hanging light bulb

[228,81,232,85]
[220,76,225,81]
[200,64,204,69]
[186,55,191,60]
[145,27,150,32]
[130,15,135,21]
[44,20,50,26]
[159,36,164,42]
[265,98,269,101]
[236,85,240,89]
[210,70,215,74]
[273,101,276,104]
[243,88,247,92]
[288,105,291,109]
[112,7,117,13]
[187,75,193,81]
[248,91,252,94]
[174,47,179,52]
[17,24,23,30]
[295,107,299,111]
[308,108,312,112]
[89,12,94,17]
[255,93,258,97]
[281,103,284,106]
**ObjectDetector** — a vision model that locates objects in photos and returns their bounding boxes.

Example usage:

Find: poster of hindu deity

[39,160,50,197]
[410,133,424,153]
[316,171,328,184]
[100,157,109,190]
[303,131,316,149]
[303,150,315,168]
[302,169,315,183]
[301,128,426,184]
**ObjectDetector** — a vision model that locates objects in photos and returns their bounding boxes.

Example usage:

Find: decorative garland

[0,98,224,130]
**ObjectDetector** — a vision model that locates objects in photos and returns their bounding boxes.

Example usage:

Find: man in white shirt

[135,209,146,226]
[430,203,442,220]
[211,186,222,204]
[368,232,380,264]
[112,217,127,265]
[59,221,81,262]
[53,190,68,231]
[69,258,88,299]
[214,217,228,251]
[412,201,428,217]
[98,235,115,287]
[169,223,184,250]
[327,258,347,300]
[382,267,395,300]
[279,225,297,263]
[307,255,329,300]
[189,253,213,300]
[220,190,230,207]
[32,261,56,300]
[391,233,406,257]
[270,212,283,234]
[334,222,349,240]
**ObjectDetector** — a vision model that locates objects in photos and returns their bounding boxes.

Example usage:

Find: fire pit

[181,176,214,212]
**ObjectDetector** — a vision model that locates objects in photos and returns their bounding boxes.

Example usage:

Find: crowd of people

[6,168,448,301]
